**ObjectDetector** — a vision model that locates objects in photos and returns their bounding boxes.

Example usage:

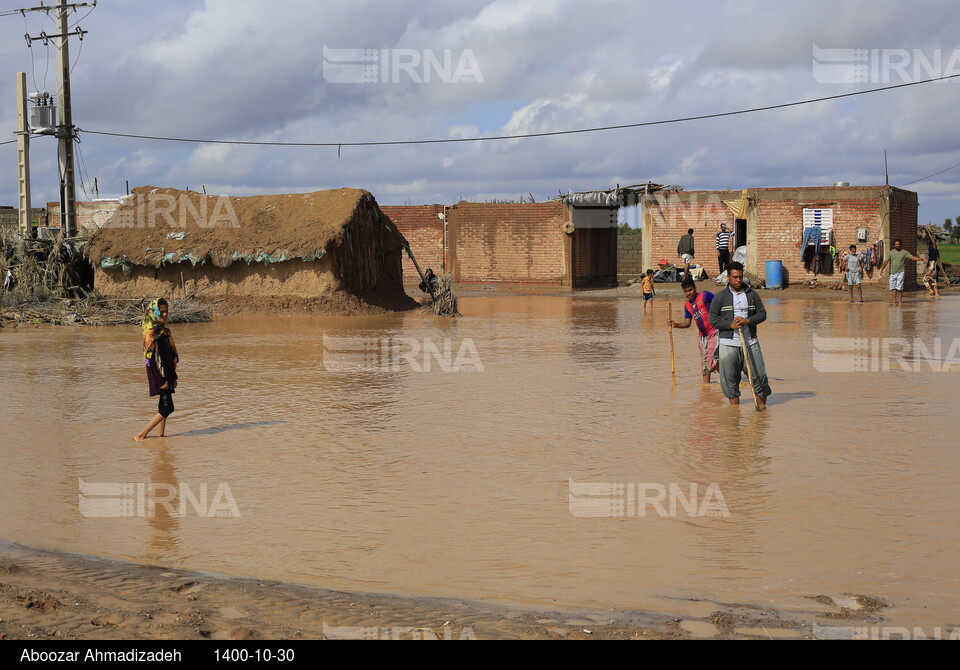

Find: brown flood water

[1,295,959,629]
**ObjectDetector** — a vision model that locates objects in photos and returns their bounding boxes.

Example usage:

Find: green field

[939,244,960,266]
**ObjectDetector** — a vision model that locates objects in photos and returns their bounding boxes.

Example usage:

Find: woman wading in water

[134,298,179,441]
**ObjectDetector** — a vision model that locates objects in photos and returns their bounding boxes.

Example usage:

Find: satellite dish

[561,221,575,234]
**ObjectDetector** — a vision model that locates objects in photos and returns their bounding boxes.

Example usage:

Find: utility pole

[56,0,78,236]
[20,0,95,237]
[16,72,31,237]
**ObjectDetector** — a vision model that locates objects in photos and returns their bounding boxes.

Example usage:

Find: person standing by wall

[677,228,695,278]
[922,245,940,298]
[716,224,731,275]
[926,244,941,287]
[877,239,926,306]
[842,244,865,303]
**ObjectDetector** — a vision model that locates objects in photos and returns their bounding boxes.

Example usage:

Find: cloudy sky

[1,0,959,227]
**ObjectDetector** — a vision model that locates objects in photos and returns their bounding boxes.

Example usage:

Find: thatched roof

[86,186,386,268]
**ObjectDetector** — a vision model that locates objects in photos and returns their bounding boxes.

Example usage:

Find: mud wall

[94,258,339,298]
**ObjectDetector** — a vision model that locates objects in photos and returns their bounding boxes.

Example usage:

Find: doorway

[734,218,747,254]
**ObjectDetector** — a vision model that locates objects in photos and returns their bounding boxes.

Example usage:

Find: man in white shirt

[707,262,772,410]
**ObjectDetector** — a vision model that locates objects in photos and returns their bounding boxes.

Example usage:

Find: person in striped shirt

[716,224,731,275]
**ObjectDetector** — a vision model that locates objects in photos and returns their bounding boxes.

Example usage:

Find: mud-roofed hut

[86,187,416,314]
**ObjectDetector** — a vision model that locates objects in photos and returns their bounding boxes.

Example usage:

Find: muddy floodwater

[1,295,959,630]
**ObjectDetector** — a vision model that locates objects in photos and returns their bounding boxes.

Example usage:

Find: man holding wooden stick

[708,262,772,410]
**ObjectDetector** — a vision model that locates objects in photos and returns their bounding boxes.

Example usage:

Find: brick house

[384,188,659,287]
[47,199,125,232]
[379,205,445,282]
[641,186,919,286]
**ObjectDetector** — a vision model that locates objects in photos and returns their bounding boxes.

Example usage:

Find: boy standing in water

[843,244,865,303]
[641,269,655,311]
[668,278,719,383]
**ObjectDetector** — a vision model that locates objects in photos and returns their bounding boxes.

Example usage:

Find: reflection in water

[1,296,959,629]
[147,446,180,563]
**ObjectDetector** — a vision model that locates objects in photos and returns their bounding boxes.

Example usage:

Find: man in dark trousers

[677,228,695,278]
[716,223,731,275]
[708,261,772,410]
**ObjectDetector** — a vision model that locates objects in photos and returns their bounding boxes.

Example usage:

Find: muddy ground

[0,543,894,641]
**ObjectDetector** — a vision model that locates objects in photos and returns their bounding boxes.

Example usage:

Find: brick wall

[0,208,46,230]
[755,194,883,284]
[47,200,124,231]
[617,234,643,281]
[644,187,917,286]
[888,188,921,285]
[379,205,445,282]
[645,192,733,277]
[447,201,566,283]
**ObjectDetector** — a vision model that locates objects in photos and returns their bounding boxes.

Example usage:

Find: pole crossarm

[16,2,96,14]
[24,28,87,46]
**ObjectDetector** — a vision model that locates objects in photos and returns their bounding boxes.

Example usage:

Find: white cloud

[0,0,957,225]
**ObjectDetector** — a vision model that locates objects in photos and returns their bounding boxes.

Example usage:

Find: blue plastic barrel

[765,260,784,289]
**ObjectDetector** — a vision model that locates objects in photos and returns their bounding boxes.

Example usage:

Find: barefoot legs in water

[134,383,170,442]
[134,413,166,441]
[727,395,767,410]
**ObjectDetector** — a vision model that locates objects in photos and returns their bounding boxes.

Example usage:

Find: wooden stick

[739,326,761,412]
[398,235,436,300]
[668,302,676,386]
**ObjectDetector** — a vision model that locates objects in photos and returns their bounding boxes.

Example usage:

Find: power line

[78,73,960,148]
[24,11,39,91]
[69,3,96,29]
[74,138,93,199]
[900,159,960,187]
[41,9,54,91]
[6,72,960,188]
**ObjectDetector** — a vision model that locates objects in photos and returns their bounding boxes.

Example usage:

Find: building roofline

[662,185,916,196]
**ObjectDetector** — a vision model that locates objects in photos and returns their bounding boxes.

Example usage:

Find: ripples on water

[1,295,958,626]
